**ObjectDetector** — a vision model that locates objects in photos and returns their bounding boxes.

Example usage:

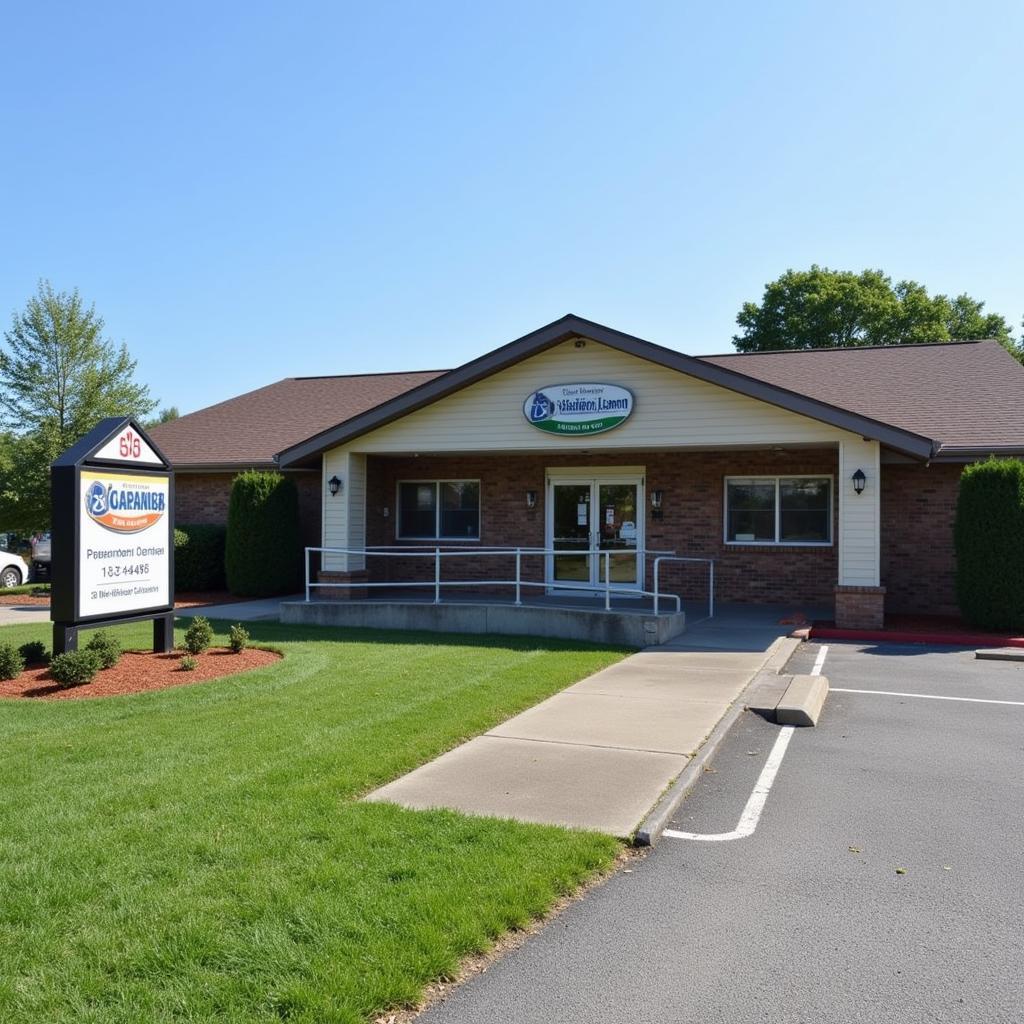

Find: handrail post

[654,557,659,615]
[604,550,611,611]
[515,548,522,606]
[709,560,715,619]
[305,547,310,602]
[434,547,441,605]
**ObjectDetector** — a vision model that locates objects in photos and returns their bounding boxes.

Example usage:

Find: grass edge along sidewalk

[0,618,628,1024]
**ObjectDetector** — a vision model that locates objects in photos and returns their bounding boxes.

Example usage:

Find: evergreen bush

[174,524,227,592]
[183,616,214,655]
[18,640,48,665]
[0,643,24,680]
[954,458,1024,631]
[85,630,122,669]
[228,623,249,653]
[225,471,302,597]
[50,650,102,688]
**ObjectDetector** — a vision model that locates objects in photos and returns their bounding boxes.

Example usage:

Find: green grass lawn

[0,619,628,1023]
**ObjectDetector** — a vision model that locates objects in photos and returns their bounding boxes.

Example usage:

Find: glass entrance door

[548,477,643,592]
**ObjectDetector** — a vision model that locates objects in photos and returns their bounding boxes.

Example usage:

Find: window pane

[780,478,830,542]
[727,480,776,541]
[440,481,480,538]
[398,482,437,538]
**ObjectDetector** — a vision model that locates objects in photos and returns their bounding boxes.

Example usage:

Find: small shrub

[18,640,48,665]
[179,655,198,672]
[228,623,250,653]
[174,524,228,592]
[225,471,302,597]
[0,643,24,681]
[50,649,102,689]
[85,630,122,670]
[183,615,214,655]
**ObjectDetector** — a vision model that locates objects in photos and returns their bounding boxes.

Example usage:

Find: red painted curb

[808,626,1024,648]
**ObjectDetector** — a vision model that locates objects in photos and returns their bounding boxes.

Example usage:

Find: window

[397,480,480,539]
[725,476,831,545]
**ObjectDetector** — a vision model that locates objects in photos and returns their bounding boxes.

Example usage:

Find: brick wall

[363,450,840,607]
[880,462,962,617]
[175,471,322,547]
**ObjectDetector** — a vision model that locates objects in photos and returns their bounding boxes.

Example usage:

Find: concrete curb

[975,647,1024,662]
[633,634,802,847]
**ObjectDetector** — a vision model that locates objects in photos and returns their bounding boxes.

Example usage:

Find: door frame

[544,466,646,593]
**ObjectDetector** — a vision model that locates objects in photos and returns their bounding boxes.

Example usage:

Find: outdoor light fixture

[851,469,866,495]
[328,475,342,497]
[650,490,663,509]
[526,490,537,510]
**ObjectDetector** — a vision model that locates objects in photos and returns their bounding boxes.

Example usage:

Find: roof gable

[276,315,935,465]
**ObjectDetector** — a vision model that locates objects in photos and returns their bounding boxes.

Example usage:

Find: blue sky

[2,1,1021,413]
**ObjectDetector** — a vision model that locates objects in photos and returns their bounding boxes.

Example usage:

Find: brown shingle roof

[153,324,1024,470]
[150,370,446,469]
[699,340,1024,452]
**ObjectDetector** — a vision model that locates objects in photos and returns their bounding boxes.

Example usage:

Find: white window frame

[396,479,481,542]
[723,475,833,547]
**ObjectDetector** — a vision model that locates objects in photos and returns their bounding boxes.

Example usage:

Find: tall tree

[0,281,156,530]
[733,266,1019,358]
[146,406,180,428]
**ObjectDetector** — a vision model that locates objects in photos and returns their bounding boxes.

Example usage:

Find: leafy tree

[146,406,180,428]
[0,281,156,530]
[734,266,1020,359]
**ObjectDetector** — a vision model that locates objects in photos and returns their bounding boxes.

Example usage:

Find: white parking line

[831,687,1024,707]
[811,643,829,676]
[663,726,796,842]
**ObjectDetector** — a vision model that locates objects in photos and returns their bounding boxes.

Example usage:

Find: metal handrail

[652,556,715,620]
[304,546,684,615]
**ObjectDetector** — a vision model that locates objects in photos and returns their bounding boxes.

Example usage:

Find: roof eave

[931,445,1024,463]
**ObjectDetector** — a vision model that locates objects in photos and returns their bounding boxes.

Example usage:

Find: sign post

[50,418,175,655]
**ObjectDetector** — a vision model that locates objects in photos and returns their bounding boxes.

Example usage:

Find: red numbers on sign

[119,430,142,459]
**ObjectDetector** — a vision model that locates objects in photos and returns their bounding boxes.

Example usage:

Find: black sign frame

[50,417,175,655]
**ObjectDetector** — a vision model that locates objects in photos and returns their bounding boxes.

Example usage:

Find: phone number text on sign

[78,470,171,619]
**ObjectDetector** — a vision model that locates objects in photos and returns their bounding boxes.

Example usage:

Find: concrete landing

[281,599,685,647]
[365,646,767,837]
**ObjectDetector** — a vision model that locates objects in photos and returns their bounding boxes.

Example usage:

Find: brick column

[316,570,369,600]
[834,585,886,630]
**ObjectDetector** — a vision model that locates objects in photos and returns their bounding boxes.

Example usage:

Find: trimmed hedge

[225,471,302,597]
[954,458,1024,631]
[174,524,227,593]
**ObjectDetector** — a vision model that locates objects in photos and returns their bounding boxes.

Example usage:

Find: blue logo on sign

[85,480,108,517]
[527,391,554,423]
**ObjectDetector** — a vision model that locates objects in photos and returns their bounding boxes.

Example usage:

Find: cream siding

[322,449,366,571]
[837,438,881,586]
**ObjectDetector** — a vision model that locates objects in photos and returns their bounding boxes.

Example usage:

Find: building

[152,315,1024,630]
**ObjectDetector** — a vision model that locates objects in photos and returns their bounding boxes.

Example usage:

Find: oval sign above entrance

[523,383,634,436]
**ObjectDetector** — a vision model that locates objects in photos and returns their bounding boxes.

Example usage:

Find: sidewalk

[365,645,772,838]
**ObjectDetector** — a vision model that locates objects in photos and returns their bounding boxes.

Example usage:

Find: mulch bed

[0,647,282,700]
[0,592,51,606]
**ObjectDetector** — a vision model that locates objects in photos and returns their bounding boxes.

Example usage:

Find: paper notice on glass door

[577,503,587,526]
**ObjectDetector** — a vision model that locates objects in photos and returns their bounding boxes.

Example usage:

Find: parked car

[1,548,29,588]
[30,532,51,581]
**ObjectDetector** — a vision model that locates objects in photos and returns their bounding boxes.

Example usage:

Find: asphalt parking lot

[420,641,1024,1023]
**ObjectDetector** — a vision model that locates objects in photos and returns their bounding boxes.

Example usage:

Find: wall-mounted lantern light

[526,490,537,510]
[328,475,342,497]
[650,489,664,510]
[851,469,866,495]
